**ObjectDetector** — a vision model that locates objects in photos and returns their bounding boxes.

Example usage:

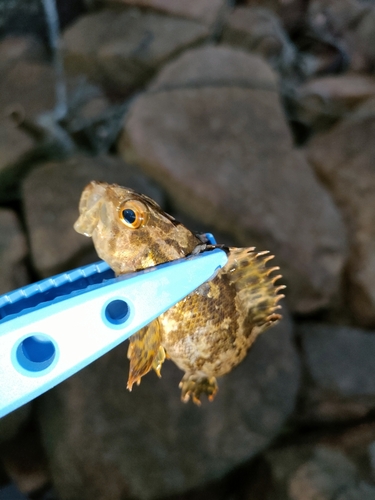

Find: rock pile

[0,1,375,499]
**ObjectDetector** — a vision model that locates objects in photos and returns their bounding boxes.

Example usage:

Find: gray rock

[63,8,210,94]
[308,0,375,72]
[336,483,375,500]
[288,447,357,500]
[0,61,58,120]
[119,46,348,314]
[37,313,299,500]
[294,75,375,130]
[222,7,297,74]
[297,323,375,422]
[0,405,31,445]
[307,110,375,326]
[149,44,278,91]
[0,118,35,202]
[22,154,164,277]
[98,0,228,26]
[241,0,307,33]
[0,208,28,294]
[0,35,46,71]
[64,81,128,154]
[267,441,375,500]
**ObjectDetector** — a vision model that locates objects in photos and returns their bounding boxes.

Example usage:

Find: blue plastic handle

[0,248,227,418]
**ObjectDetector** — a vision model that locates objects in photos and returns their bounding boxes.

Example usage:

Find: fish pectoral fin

[179,374,218,405]
[127,319,162,391]
[226,247,285,332]
[152,346,166,378]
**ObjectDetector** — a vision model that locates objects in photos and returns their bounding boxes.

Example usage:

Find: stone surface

[0,61,58,120]
[64,83,128,154]
[297,323,375,423]
[288,448,358,500]
[0,35,46,71]
[0,406,31,445]
[307,111,375,326]
[63,8,209,94]
[100,0,227,26]
[0,117,35,201]
[308,0,375,72]
[0,208,28,294]
[0,417,50,496]
[149,44,278,91]
[266,445,375,500]
[243,0,307,32]
[289,448,357,500]
[119,46,348,314]
[37,313,299,500]
[294,74,375,129]
[22,154,163,277]
[222,7,297,74]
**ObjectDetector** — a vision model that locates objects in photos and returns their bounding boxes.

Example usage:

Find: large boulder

[307,107,375,326]
[62,8,210,94]
[297,323,375,423]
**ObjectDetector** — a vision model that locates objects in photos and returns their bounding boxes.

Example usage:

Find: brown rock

[295,74,375,129]
[63,8,209,94]
[297,323,375,423]
[0,208,28,295]
[222,7,296,74]
[100,0,227,26]
[307,111,375,325]
[119,46,348,314]
[149,44,278,91]
[22,154,164,277]
[38,314,299,500]
[0,62,57,120]
[0,118,35,201]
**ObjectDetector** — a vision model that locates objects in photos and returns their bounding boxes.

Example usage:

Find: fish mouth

[73,215,95,237]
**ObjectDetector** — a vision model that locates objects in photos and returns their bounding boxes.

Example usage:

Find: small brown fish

[74,181,284,404]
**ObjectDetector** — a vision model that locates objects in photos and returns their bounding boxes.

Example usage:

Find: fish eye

[118,200,148,229]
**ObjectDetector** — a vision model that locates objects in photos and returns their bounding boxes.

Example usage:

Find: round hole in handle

[16,334,56,372]
[105,299,130,325]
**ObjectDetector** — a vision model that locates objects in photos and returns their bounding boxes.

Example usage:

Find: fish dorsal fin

[225,247,285,332]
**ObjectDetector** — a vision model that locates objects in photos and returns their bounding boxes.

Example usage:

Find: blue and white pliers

[0,235,227,418]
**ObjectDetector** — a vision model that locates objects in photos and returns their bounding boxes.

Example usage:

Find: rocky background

[1,0,375,499]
